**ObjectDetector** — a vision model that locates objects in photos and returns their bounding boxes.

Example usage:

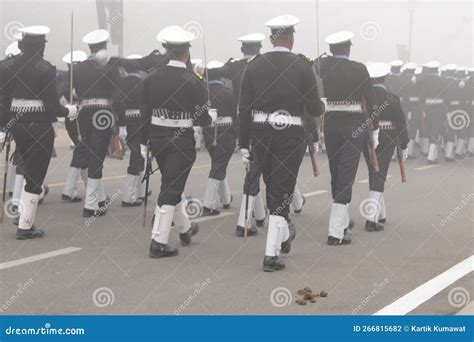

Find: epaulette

[194,72,204,80]
[247,54,261,64]
[298,53,314,64]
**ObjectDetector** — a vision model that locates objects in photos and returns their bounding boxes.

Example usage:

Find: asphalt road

[0,127,472,315]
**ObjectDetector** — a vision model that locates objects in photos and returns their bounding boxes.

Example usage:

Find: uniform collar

[373,83,386,89]
[333,54,349,59]
[167,60,187,69]
[209,80,224,85]
[271,46,290,53]
[243,54,252,59]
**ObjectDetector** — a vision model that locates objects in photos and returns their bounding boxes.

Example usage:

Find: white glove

[402,148,408,160]
[209,109,218,126]
[52,122,58,137]
[0,131,6,147]
[94,49,110,67]
[140,144,148,158]
[193,62,205,76]
[372,128,380,150]
[119,126,127,140]
[240,148,250,168]
[313,142,319,153]
[66,104,78,121]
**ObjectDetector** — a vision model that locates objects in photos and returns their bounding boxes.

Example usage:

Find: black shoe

[98,201,108,214]
[222,195,233,209]
[327,235,351,245]
[121,199,143,207]
[16,226,45,240]
[13,216,19,226]
[281,222,296,254]
[149,240,178,258]
[38,185,49,205]
[62,194,82,203]
[445,157,455,162]
[255,219,265,228]
[379,218,386,224]
[427,159,438,165]
[365,220,384,232]
[263,256,285,272]
[235,225,258,237]
[180,223,199,246]
[294,195,306,214]
[82,208,106,218]
[201,207,220,216]
[138,190,152,201]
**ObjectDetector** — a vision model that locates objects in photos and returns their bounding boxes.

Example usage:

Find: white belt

[449,101,460,106]
[125,109,141,118]
[10,98,45,112]
[215,116,233,126]
[252,112,302,127]
[79,98,111,108]
[325,101,363,113]
[409,97,420,102]
[379,120,395,130]
[151,116,193,128]
[426,98,443,104]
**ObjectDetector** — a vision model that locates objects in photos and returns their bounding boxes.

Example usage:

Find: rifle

[396,140,407,183]
[0,132,11,223]
[302,115,320,177]
[142,143,152,228]
[363,98,380,172]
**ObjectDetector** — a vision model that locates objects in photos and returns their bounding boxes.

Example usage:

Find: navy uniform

[453,67,470,159]
[419,61,449,164]
[0,26,75,239]
[315,31,377,245]
[201,60,237,216]
[58,50,89,202]
[363,63,408,231]
[239,15,324,271]
[385,60,404,96]
[117,54,148,207]
[74,30,122,217]
[399,62,422,159]
[142,26,212,258]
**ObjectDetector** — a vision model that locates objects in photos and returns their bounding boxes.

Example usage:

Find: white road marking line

[0,247,82,271]
[358,175,392,184]
[193,212,235,223]
[374,255,474,315]
[414,164,439,171]
[302,190,328,197]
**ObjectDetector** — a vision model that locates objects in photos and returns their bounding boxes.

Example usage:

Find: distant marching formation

[1,14,472,272]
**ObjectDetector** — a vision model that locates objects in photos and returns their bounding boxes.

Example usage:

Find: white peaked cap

[367,62,391,79]
[423,61,441,69]
[19,25,50,36]
[403,62,418,70]
[62,50,87,64]
[443,64,457,71]
[325,31,354,45]
[456,66,466,72]
[390,60,404,67]
[126,54,143,59]
[415,66,422,75]
[265,15,300,29]
[5,41,21,57]
[157,25,194,45]
[237,33,265,43]
[191,58,203,65]
[82,29,110,45]
[207,60,224,69]
[13,32,23,41]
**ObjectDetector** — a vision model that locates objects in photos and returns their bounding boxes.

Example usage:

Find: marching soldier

[117,54,148,207]
[419,61,448,164]
[385,60,404,96]
[400,62,422,159]
[363,63,408,231]
[453,67,469,159]
[74,29,121,217]
[58,50,89,202]
[315,31,377,245]
[201,60,237,216]
[141,26,212,258]
[0,26,76,239]
[239,15,324,271]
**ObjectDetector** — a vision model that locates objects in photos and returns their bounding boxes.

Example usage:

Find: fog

[1,0,472,70]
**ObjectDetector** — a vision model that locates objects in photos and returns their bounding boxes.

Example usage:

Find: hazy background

[1,0,472,70]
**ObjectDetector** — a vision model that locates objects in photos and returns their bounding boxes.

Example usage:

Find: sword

[302,114,320,177]
[69,11,82,142]
[243,162,250,238]
[0,132,11,223]
[396,139,407,182]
